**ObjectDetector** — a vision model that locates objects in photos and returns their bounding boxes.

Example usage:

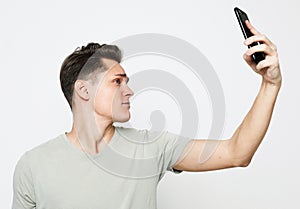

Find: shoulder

[17,134,65,166]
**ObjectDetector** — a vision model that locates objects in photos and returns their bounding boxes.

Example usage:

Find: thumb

[243,53,257,70]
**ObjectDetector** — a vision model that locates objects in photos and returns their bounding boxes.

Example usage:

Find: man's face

[92,58,134,123]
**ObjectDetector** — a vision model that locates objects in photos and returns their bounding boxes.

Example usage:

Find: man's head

[60,43,134,122]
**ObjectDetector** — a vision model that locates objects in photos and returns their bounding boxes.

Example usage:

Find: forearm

[230,78,281,166]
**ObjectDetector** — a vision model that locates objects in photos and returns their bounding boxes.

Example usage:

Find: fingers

[243,53,267,74]
[245,43,274,56]
[244,34,276,51]
[244,49,279,73]
[256,59,273,72]
[245,20,260,35]
[244,21,277,51]
[243,21,281,84]
[243,53,257,70]
[257,53,279,69]
[243,39,278,69]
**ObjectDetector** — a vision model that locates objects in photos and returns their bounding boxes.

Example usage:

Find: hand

[243,20,282,86]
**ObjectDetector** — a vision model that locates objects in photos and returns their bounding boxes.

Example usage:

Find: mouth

[122,102,130,107]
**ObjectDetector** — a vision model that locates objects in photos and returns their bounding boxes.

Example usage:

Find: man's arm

[173,79,281,172]
[173,20,282,172]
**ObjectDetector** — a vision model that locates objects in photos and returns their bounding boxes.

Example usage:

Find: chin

[113,114,131,123]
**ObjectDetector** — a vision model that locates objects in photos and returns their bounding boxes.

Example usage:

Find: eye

[114,78,121,85]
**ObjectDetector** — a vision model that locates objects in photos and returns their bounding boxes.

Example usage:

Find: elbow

[239,159,251,167]
[233,157,252,168]
[228,137,253,168]
[228,139,253,168]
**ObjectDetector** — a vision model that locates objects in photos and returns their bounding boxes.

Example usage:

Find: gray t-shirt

[12,126,193,209]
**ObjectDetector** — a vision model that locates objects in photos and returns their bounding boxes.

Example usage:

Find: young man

[12,21,282,209]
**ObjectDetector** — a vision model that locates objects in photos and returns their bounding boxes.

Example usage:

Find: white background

[1,0,299,208]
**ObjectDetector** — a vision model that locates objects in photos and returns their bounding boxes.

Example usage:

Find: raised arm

[173,21,282,172]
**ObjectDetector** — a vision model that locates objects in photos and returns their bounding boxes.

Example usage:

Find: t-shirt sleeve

[161,131,193,174]
[12,152,36,209]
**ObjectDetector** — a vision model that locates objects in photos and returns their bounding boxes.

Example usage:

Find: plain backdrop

[1,0,299,208]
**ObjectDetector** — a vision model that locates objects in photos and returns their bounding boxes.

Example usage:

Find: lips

[122,102,130,107]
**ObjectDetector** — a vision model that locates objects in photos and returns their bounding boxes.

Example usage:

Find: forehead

[102,58,125,75]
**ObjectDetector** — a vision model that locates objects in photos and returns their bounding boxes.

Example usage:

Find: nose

[122,84,134,98]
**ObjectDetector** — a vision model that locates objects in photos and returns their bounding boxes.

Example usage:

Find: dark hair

[60,43,122,109]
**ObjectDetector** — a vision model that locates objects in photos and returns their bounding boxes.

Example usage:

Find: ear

[74,80,90,101]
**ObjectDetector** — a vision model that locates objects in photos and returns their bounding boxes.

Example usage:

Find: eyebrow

[114,73,130,83]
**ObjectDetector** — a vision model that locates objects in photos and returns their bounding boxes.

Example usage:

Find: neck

[66,109,115,155]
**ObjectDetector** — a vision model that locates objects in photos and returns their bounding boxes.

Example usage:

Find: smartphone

[234,7,265,64]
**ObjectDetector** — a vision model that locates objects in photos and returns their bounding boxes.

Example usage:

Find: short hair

[59,43,122,109]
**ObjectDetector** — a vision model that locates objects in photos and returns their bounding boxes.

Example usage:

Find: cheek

[94,88,118,112]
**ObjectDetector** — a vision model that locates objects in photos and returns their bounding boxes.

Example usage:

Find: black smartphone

[234,7,265,64]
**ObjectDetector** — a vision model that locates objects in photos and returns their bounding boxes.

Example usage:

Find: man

[12,21,282,208]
